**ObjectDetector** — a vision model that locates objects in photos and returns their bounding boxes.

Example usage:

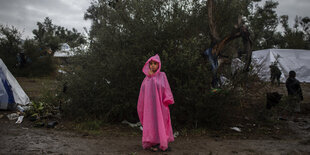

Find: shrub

[61,38,241,129]
[60,0,257,129]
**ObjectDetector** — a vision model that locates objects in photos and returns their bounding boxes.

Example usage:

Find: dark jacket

[270,65,281,78]
[286,77,303,101]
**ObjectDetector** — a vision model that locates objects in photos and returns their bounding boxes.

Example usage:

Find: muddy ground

[0,116,310,155]
[0,78,310,154]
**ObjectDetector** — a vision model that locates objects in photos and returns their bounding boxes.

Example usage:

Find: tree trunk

[205,0,253,87]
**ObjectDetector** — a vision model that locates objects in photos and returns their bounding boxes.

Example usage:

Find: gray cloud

[0,0,309,39]
[260,0,310,26]
[276,0,310,19]
[0,0,92,39]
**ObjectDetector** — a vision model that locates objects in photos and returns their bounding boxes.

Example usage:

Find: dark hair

[289,70,296,78]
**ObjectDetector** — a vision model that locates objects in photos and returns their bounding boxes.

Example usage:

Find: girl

[137,54,174,152]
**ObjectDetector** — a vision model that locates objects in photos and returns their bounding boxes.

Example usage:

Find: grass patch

[74,120,104,135]
[16,77,58,101]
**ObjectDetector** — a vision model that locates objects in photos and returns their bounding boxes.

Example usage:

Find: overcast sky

[0,0,92,39]
[0,0,309,39]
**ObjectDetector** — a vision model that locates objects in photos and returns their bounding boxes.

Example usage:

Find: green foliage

[55,27,87,48]
[26,101,53,119]
[277,15,309,49]
[248,0,279,49]
[32,17,60,52]
[0,24,57,77]
[25,80,61,124]
[247,0,310,50]
[32,17,86,53]
[24,16,86,76]
[213,0,253,37]
[194,90,239,129]
[160,39,240,129]
[0,25,22,68]
[0,17,86,77]
[11,39,57,77]
[31,102,45,113]
[61,0,242,129]
[76,120,104,131]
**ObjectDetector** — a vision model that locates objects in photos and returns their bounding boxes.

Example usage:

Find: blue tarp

[203,48,218,70]
[203,48,220,88]
[0,68,15,105]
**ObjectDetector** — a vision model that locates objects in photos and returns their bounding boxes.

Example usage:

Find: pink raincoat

[137,54,174,151]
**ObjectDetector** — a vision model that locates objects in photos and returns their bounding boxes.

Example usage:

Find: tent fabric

[53,43,75,57]
[137,54,174,151]
[0,71,11,107]
[0,69,15,105]
[53,51,75,57]
[252,49,310,83]
[0,58,30,110]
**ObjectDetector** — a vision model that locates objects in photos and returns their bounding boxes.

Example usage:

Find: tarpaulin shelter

[0,58,30,110]
[251,49,310,83]
[53,43,75,57]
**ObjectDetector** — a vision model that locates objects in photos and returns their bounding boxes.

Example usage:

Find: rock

[47,121,58,128]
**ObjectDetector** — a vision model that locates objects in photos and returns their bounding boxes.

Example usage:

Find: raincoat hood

[142,54,161,76]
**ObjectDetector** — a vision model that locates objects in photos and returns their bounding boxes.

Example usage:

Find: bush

[60,0,252,129]
[11,39,57,77]
[0,25,22,70]
[61,38,241,129]
[60,52,142,122]
[159,40,239,129]
[0,29,57,77]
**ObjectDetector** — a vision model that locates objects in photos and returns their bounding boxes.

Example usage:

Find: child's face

[149,61,159,73]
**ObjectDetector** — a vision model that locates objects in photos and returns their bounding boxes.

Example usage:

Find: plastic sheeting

[53,43,75,57]
[138,54,174,151]
[0,68,15,108]
[252,49,310,83]
[0,59,30,109]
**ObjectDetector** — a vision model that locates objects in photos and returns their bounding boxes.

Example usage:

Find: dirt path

[0,117,309,155]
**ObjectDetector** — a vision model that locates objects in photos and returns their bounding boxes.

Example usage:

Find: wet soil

[0,115,310,155]
[0,79,309,154]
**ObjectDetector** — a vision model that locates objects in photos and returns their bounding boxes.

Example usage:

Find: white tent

[53,43,75,57]
[53,43,89,57]
[251,49,310,83]
[0,58,30,110]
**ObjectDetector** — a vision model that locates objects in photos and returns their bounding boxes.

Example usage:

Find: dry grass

[15,77,58,101]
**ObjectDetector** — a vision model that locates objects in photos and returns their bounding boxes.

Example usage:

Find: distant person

[269,62,281,86]
[137,54,174,152]
[20,52,26,66]
[16,52,21,67]
[16,52,26,68]
[285,71,303,112]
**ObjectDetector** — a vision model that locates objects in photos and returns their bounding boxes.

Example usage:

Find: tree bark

[206,0,252,71]
[205,0,253,87]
